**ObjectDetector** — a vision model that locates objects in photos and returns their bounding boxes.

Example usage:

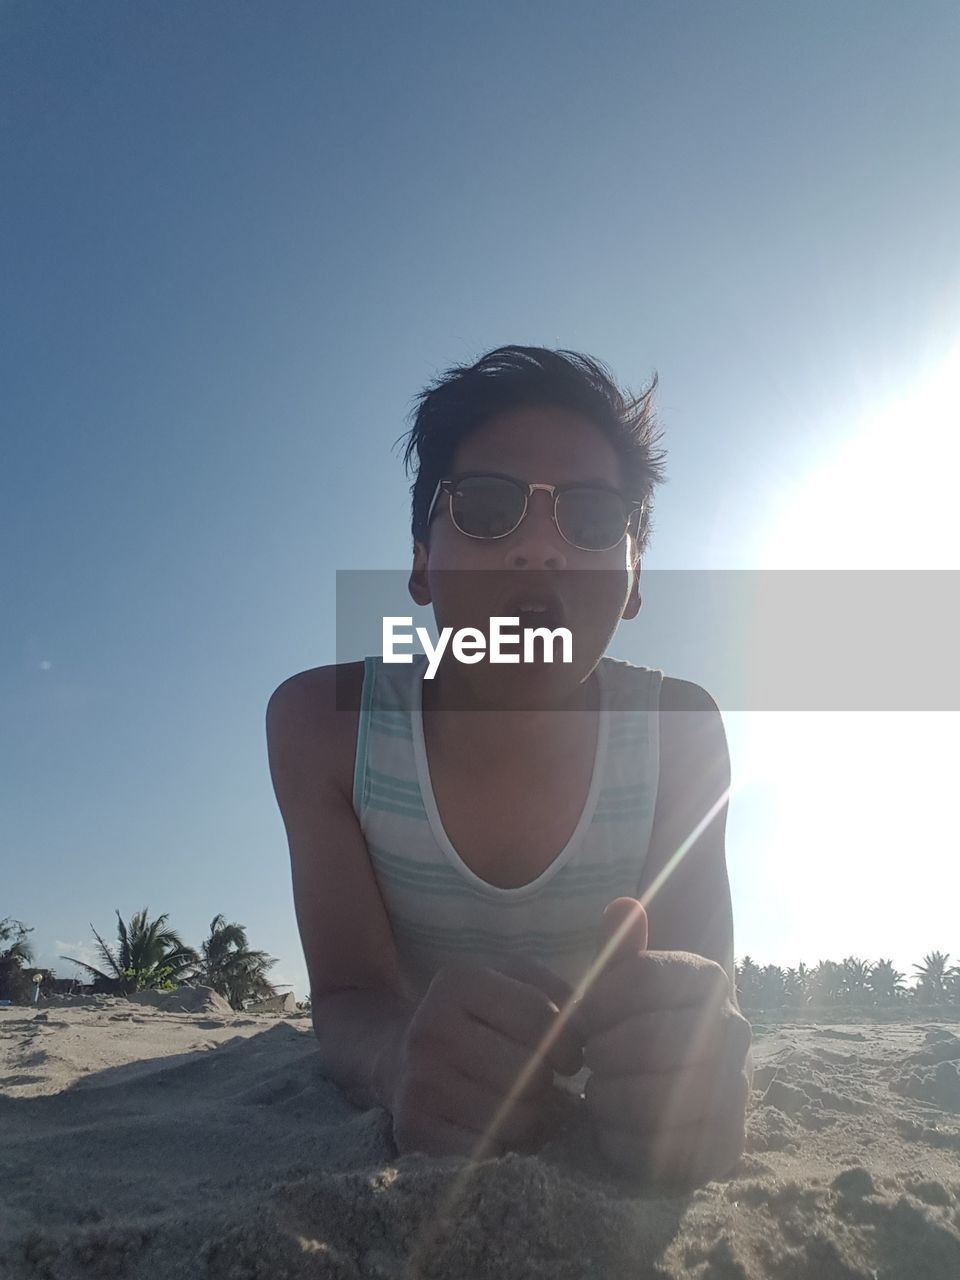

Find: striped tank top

[352,653,664,1001]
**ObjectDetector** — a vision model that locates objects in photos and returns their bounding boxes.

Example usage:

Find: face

[408,406,642,706]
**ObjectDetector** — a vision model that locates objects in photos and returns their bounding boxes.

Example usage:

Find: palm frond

[59,955,115,983]
[91,925,122,979]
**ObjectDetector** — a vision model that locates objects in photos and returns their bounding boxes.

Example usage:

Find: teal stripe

[593,808,651,823]
[373,665,416,713]
[366,771,426,816]
[377,873,640,901]
[371,770,650,811]
[369,840,640,878]
[607,717,648,736]
[369,716,414,741]
[366,841,641,897]
[595,799,651,814]
[392,917,601,952]
[607,727,648,747]
[352,656,376,816]
[371,862,642,901]
[396,934,594,957]
[367,766,421,795]
[598,780,652,795]
[594,787,652,810]
[394,918,601,946]
[366,794,428,820]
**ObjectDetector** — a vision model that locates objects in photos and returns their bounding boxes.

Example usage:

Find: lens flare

[404,778,742,1274]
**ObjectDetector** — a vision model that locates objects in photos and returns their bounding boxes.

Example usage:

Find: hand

[579,898,752,1188]
[390,956,584,1159]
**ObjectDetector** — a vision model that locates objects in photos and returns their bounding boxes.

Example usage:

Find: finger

[584,1006,725,1076]
[490,953,588,1059]
[424,1067,547,1149]
[435,964,557,1055]
[493,952,574,1009]
[444,1010,555,1101]
[595,897,648,970]
[722,1007,753,1068]
[586,1060,725,1133]
[659,1081,749,1184]
[595,1102,747,1188]
[703,1074,749,1174]
[472,962,584,1077]
[578,951,731,1037]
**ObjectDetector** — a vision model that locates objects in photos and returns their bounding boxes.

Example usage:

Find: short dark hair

[396,345,667,557]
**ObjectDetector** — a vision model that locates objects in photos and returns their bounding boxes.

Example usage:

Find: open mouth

[515,606,562,631]
[499,588,567,633]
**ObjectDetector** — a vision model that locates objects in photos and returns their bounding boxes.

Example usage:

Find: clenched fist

[579,898,752,1188]
[389,956,584,1159]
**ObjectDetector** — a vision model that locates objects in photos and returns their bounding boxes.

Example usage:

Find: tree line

[735,953,960,1013]
[0,910,282,1011]
[6,913,959,1016]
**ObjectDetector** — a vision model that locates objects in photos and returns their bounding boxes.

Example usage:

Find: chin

[474,661,598,711]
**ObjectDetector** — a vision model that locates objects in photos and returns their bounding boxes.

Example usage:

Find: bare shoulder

[268,660,366,712]
[641,675,734,968]
[659,675,722,715]
[266,661,366,803]
[657,676,730,786]
[265,660,405,1002]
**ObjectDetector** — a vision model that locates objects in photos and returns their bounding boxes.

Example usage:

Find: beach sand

[2,992,959,1278]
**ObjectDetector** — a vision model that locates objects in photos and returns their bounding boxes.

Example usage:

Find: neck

[419,659,601,771]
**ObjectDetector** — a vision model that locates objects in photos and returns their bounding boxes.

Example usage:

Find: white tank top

[352,653,663,1000]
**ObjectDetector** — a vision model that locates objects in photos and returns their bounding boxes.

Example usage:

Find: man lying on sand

[266,345,753,1188]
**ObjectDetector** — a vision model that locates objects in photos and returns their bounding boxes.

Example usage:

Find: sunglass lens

[556,488,627,550]
[450,476,525,538]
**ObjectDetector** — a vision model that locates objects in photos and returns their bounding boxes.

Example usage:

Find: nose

[502,489,568,570]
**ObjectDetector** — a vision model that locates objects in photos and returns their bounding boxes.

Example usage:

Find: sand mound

[129,986,233,1016]
[2,1013,959,1278]
[38,994,133,1011]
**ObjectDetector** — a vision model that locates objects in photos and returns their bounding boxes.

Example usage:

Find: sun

[729,341,960,973]
[761,342,960,571]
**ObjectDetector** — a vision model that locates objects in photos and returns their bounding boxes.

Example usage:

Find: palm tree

[735,956,763,1010]
[1,917,34,965]
[0,918,36,1001]
[867,958,906,1005]
[758,964,786,1010]
[809,959,845,1007]
[913,951,952,1005]
[193,914,278,1010]
[841,956,871,1005]
[783,962,811,1008]
[61,908,198,995]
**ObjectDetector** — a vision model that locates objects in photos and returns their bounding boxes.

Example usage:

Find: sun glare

[761,342,960,570]
[735,342,960,973]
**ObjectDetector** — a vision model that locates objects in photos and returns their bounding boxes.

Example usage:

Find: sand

[2,995,959,1279]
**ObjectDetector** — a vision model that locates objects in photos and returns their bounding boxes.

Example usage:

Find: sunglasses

[425,472,644,552]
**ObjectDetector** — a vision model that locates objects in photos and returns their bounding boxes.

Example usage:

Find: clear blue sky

[3,2,959,998]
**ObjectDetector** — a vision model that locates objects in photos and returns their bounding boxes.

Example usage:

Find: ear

[408,539,432,607]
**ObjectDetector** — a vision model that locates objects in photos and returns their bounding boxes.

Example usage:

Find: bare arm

[637,677,752,1079]
[267,667,585,1155]
[266,666,415,1108]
